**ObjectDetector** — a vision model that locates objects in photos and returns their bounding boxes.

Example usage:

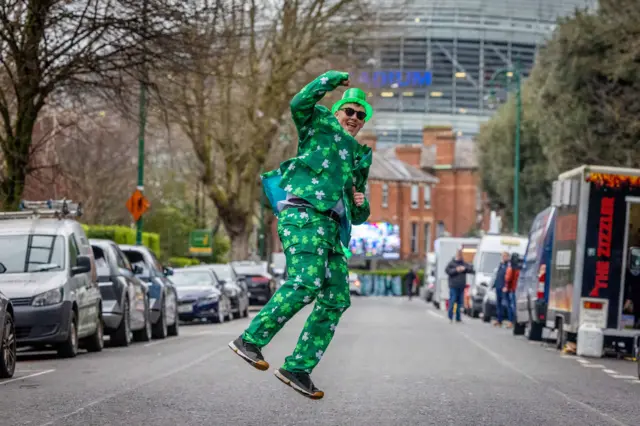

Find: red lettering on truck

[590,197,614,297]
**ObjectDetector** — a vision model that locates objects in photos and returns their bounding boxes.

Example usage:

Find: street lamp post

[136,0,149,245]
[259,167,266,261]
[486,61,522,234]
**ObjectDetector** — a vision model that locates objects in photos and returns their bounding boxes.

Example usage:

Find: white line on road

[427,311,446,321]
[611,375,637,380]
[576,359,590,364]
[457,330,629,426]
[39,346,228,426]
[1,369,55,386]
[581,364,605,368]
[560,355,574,359]
[603,369,618,374]
[627,380,640,384]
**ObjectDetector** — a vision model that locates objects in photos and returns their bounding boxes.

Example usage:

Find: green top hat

[331,88,373,122]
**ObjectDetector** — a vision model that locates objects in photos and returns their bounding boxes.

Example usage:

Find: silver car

[0,201,104,358]
[0,290,16,378]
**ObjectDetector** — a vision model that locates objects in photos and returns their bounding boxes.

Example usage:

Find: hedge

[81,224,161,256]
[168,257,201,268]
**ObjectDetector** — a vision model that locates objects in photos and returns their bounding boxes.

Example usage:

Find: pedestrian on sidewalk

[404,267,417,300]
[492,251,511,327]
[228,70,374,400]
[504,253,522,328]
[445,248,475,323]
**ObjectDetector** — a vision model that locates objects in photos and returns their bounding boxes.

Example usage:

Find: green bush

[168,257,201,268]
[82,224,161,256]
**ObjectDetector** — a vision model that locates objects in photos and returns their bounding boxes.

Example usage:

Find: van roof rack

[0,199,83,221]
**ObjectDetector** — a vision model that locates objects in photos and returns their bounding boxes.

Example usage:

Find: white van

[468,234,528,317]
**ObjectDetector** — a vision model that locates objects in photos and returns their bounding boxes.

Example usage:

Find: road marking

[457,330,629,426]
[603,369,618,374]
[576,359,590,364]
[560,355,574,359]
[39,346,228,426]
[627,380,640,384]
[427,311,446,321]
[1,369,55,386]
[582,364,605,368]
[611,375,637,380]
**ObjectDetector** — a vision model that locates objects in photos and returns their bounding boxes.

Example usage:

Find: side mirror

[480,282,488,287]
[72,255,92,276]
[132,264,143,275]
[163,266,174,276]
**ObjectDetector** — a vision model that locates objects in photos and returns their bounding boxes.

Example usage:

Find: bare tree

[156,0,379,260]
[0,0,204,209]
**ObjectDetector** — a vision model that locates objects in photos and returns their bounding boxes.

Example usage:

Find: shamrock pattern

[241,209,351,374]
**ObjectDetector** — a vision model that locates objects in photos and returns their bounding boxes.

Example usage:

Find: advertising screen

[349,222,400,259]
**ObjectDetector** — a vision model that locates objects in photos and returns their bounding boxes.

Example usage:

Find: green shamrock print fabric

[242,208,351,373]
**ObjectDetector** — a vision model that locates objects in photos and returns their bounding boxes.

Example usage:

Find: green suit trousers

[242,206,350,373]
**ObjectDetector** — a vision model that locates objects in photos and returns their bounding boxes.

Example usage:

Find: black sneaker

[228,336,269,371]
[274,368,324,400]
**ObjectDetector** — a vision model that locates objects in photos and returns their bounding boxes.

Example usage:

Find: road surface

[1,297,639,425]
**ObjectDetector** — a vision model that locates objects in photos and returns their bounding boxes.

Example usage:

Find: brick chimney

[394,144,422,168]
[357,132,377,151]
[423,125,455,166]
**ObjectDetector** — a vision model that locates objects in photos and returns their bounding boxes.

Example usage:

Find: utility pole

[136,0,149,245]
[486,60,522,234]
[259,169,265,261]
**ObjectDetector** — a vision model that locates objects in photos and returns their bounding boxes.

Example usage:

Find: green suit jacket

[262,70,373,247]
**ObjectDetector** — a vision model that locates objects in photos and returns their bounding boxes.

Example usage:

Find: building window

[436,221,445,238]
[411,222,418,253]
[382,183,389,208]
[424,223,431,252]
[411,184,419,209]
[424,185,431,208]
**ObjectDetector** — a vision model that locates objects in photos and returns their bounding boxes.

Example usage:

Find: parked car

[90,239,152,345]
[349,272,362,296]
[120,245,179,339]
[208,264,250,319]
[0,290,16,378]
[0,200,103,358]
[172,267,232,323]
[231,261,275,305]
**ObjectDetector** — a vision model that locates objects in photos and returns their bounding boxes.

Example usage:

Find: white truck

[547,165,640,358]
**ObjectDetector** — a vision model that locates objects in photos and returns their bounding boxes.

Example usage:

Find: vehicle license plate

[178,304,193,313]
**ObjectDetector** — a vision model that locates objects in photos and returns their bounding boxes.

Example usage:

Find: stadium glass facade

[347,0,598,147]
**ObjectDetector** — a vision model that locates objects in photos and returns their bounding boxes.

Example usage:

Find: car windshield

[210,264,233,281]
[171,271,214,287]
[478,252,503,274]
[91,246,111,277]
[0,234,65,274]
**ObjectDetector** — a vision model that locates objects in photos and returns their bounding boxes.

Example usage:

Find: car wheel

[0,310,17,379]
[243,303,249,318]
[57,311,79,358]
[84,311,104,353]
[556,319,565,350]
[111,298,132,347]
[214,306,225,324]
[133,298,152,342]
[167,304,179,337]
[482,308,491,323]
[152,300,168,339]
[513,322,526,336]
[225,299,233,321]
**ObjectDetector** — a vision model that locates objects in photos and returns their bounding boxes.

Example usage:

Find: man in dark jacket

[445,249,475,323]
[404,267,417,300]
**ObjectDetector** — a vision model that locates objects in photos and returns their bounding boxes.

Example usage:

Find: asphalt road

[1,297,639,426]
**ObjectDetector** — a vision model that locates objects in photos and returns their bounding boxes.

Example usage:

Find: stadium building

[349,0,598,147]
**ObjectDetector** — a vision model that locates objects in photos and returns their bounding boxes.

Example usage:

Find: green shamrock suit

[242,71,373,374]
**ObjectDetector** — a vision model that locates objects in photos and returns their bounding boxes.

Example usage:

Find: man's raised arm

[290,70,349,129]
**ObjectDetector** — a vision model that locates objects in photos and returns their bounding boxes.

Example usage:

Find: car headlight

[32,287,63,307]
[201,293,219,304]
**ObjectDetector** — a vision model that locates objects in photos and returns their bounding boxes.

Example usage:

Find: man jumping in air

[229,70,373,400]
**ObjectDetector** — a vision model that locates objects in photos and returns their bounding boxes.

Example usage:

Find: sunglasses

[340,107,366,121]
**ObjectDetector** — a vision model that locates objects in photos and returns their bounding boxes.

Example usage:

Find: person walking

[504,253,522,328]
[404,267,417,300]
[228,70,373,400]
[445,249,475,323]
[492,252,511,327]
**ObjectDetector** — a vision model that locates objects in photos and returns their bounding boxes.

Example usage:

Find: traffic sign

[126,189,150,222]
[189,230,213,256]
